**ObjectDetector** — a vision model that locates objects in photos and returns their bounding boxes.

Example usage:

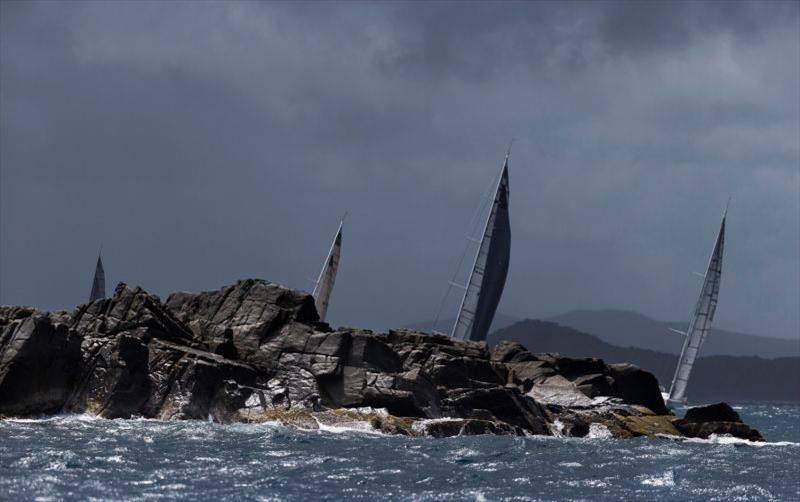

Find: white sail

[666,211,726,407]
[89,254,106,302]
[452,155,511,342]
[312,221,342,322]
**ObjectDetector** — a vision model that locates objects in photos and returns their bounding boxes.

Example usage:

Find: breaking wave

[1,404,798,500]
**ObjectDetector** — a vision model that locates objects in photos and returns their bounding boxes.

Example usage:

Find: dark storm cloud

[1,1,798,339]
[597,1,782,53]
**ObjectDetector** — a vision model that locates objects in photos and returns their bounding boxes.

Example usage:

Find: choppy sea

[1,404,798,501]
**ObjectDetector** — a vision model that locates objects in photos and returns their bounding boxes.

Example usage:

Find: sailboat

[664,208,727,408]
[89,253,106,302]
[451,152,511,342]
[312,220,343,322]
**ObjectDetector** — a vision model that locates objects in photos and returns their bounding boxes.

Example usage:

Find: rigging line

[465,173,499,240]
[432,224,479,332]
[431,160,506,333]
[432,242,472,332]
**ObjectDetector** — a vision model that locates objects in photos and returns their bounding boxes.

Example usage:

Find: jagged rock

[618,415,683,438]
[347,333,402,372]
[673,402,763,441]
[607,363,668,415]
[441,386,550,434]
[674,419,764,442]
[165,279,319,365]
[563,417,590,437]
[684,402,741,423]
[573,373,615,398]
[58,285,261,421]
[0,314,82,415]
[491,341,541,363]
[420,418,524,437]
[0,279,764,440]
[507,360,555,392]
[0,306,39,322]
[492,341,669,415]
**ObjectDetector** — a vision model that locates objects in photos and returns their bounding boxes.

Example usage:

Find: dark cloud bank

[1,1,798,339]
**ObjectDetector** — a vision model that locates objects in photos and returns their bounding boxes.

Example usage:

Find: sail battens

[312,221,342,322]
[451,156,511,342]
[666,214,726,406]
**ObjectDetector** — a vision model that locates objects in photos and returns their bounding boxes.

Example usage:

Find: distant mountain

[403,313,521,335]
[488,320,800,403]
[545,309,800,358]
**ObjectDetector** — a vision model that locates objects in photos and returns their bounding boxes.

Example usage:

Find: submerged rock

[0,279,763,440]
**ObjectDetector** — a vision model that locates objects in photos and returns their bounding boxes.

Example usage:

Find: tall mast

[667,209,727,406]
[452,152,511,342]
[312,220,343,322]
[89,253,106,302]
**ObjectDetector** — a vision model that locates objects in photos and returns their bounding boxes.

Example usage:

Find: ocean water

[1,404,798,501]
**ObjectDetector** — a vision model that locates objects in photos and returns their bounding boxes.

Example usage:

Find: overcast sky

[1,1,798,339]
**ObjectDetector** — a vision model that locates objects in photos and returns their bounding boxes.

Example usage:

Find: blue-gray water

[1,404,798,501]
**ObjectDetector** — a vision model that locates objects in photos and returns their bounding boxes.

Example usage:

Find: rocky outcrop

[683,402,742,423]
[0,311,82,415]
[490,342,668,413]
[673,402,764,442]
[0,279,763,440]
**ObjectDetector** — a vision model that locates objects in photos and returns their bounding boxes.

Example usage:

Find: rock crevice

[0,279,763,440]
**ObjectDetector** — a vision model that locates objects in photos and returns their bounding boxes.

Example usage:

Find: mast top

[504,138,515,163]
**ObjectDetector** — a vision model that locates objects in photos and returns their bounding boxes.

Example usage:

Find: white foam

[548,419,565,437]
[565,479,610,488]
[558,461,583,467]
[452,447,480,459]
[3,413,100,424]
[194,456,221,463]
[130,480,156,486]
[682,434,800,448]
[639,470,675,487]
[586,423,613,439]
[463,490,487,502]
[410,417,464,434]
[353,406,389,416]
[313,417,385,435]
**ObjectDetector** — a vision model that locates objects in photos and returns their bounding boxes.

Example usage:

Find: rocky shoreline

[0,279,762,441]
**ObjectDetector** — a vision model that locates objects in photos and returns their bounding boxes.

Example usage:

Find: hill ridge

[487,319,799,403]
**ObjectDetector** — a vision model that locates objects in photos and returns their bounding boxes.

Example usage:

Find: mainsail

[666,211,726,407]
[89,254,106,302]
[312,221,342,322]
[451,155,511,342]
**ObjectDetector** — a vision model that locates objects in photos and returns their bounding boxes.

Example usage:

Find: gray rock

[0,314,82,415]
[674,419,763,441]
[684,402,741,423]
[0,279,761,440]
